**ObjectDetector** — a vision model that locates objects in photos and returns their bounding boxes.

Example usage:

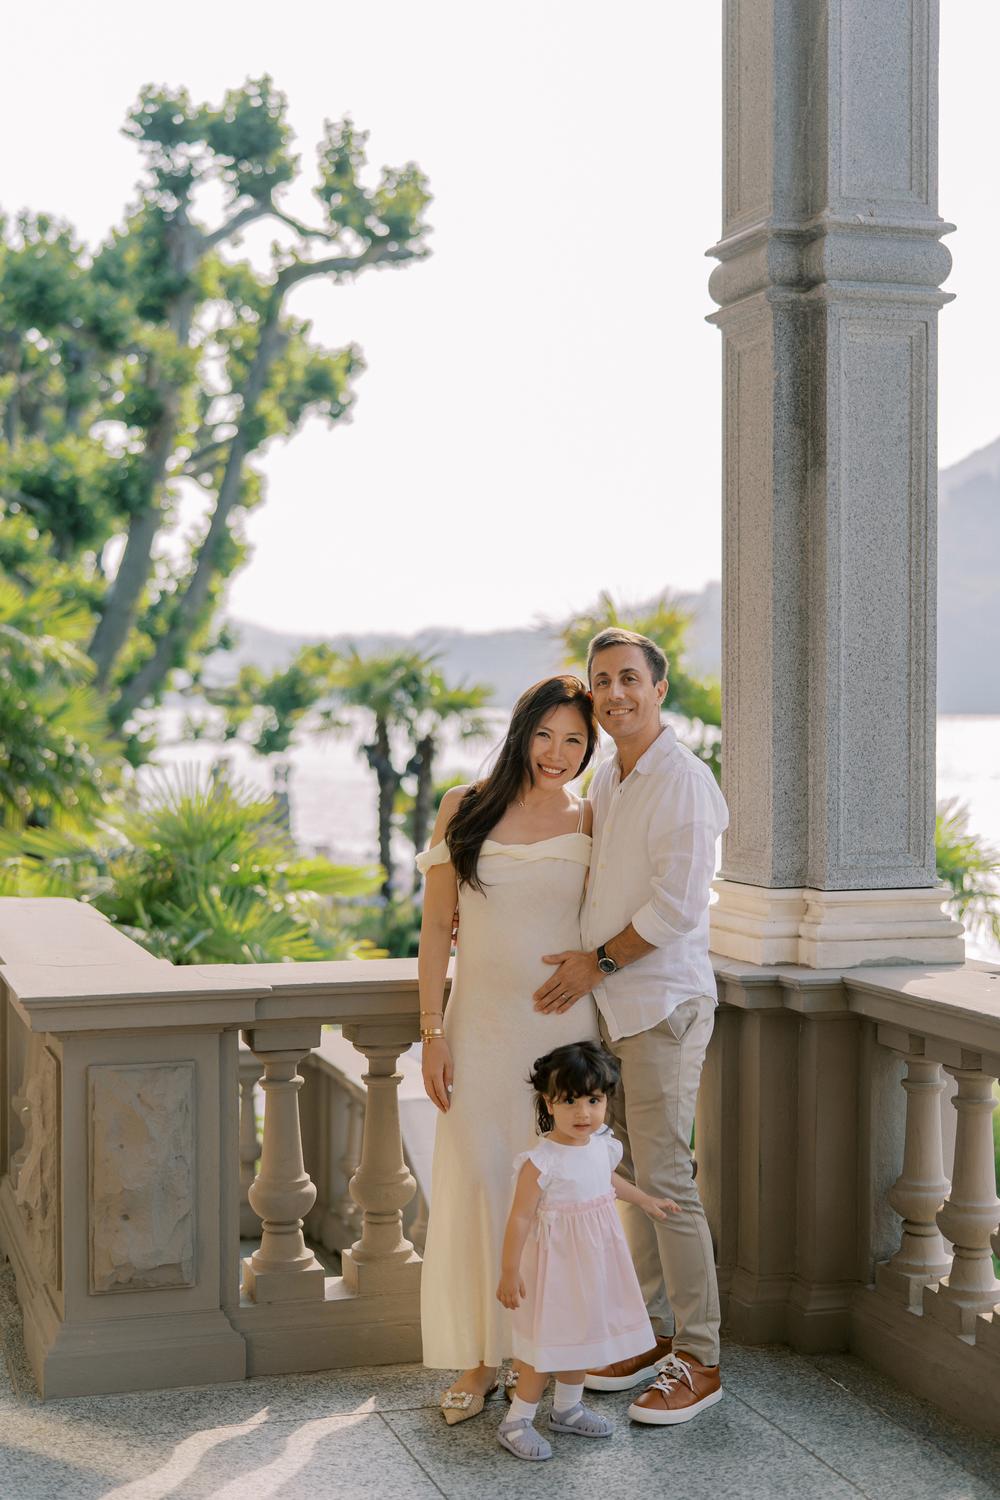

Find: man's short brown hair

[587,628,668,685]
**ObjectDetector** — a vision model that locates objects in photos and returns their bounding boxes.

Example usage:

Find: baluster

[241,1027,325,1303]
[341,1024,420,1294]
[875,1053,951,1310]
[334,1093,364,1244]
[238,1052,262,1240]
[925,1066,1000,1338]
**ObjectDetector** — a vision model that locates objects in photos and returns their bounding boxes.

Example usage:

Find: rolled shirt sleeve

[583,727,729,1040]
[631,808,724,947]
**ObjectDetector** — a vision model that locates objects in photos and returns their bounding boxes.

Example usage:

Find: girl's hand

[641,1194,680,1222]
[422,1037,454,1113]
[496,1270,527,1309]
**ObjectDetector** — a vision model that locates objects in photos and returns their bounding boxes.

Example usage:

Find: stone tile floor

[1,1270,997,1500]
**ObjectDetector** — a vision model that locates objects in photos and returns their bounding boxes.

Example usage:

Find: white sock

[507,1395,539,1423]
[553,1380,584,1414]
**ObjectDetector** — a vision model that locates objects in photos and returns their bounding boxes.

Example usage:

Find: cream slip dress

[415,812,598,1371]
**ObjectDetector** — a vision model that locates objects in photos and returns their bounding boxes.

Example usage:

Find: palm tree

[406,671,493,880]
[561,591,722,779]
[334,646,436,895]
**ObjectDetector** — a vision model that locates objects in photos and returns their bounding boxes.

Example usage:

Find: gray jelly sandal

[497,1416,553,1461]
[549,1401,614,1438]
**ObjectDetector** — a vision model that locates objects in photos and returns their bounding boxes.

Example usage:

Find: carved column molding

[708,0,961,967]
[341,1023,420,1295]
[241,1027,325,1303]
[875,1051,951,1309]
[924,1067,1000,1337]
[237,1052,262,1240]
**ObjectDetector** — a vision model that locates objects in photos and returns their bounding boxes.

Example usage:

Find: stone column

[874,1049,951,1310]
[241,1026,326,1303]
[924,1067,1000,1336]
[707,0,962,967]
[340,1022,420,1295]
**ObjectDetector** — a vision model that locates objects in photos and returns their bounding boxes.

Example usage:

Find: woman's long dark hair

[446,675,597,893]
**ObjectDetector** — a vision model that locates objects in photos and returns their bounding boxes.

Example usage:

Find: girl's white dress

[510,1130,656,1371]
[416,828,598,1370]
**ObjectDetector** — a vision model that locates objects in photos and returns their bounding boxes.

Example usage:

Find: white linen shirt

[581,723,728,1041]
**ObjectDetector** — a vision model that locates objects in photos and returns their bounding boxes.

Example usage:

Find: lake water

[151,711,1000,962]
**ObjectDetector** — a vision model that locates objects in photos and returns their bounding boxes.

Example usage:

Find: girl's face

[527,704,590,789]
[545,1089,608,1143]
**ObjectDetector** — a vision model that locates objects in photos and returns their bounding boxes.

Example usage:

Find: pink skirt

[511,1192,656,1371]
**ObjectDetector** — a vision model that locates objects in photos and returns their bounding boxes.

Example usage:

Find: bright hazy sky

[3,4,997,636]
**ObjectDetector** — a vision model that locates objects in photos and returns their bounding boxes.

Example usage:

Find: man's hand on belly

[533,949,601,1013]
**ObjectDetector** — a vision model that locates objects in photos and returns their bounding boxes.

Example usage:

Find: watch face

[598,957,616,974]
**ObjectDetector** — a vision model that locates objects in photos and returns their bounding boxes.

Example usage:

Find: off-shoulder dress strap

[415,839,451,875]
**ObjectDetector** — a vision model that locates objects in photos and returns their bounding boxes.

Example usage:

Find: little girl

[495,1040,679,1461]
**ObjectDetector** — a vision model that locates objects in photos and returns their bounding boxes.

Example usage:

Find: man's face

[589,645,666,746]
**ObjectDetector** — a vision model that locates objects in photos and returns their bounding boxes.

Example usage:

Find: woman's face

[526,703,590,788]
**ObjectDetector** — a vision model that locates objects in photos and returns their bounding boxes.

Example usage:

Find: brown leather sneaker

[583,1333,673,1391]
[628,1351,722,1424]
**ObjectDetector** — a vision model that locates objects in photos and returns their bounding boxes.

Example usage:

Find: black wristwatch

[596,943,619,975]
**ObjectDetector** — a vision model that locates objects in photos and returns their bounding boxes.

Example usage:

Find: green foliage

[935,798,1000,949]
[204,642,344,758]
[562,591,721,780]
[0,769,383,963]
[0,577,118,829]
[315,119,431,250]
[347,897,423,959]
[1,78,430,749]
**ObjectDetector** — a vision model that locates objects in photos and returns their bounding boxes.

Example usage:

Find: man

[533,627,728,1425]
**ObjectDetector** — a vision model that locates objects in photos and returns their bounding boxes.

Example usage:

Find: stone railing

[0,897,439,1398]
[1,897,998,1435]
[298,1030,431,1258]
[701,958,1000,1435]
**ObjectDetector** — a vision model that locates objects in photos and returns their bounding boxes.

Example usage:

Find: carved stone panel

[13,1040,60,1290]
[89,1062,196,1294]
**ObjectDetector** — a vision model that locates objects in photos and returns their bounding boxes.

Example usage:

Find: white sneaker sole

[628,1387,723,1425]
[584,1356,670,1392]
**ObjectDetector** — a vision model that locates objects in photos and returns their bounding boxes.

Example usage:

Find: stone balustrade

[0,897,998,1436]
[0,898,438,1397]
[704,957,1000,1435]
[298,1031,430,1259]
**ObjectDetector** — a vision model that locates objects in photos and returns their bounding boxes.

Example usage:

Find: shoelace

[649,1353,695,1396]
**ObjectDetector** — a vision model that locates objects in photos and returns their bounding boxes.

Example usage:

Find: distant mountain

[217,584,724,710]
[217,442,1000,712]
[937,436,1000,712]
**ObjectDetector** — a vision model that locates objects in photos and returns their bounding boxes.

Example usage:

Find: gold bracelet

[420,1026,446,1042]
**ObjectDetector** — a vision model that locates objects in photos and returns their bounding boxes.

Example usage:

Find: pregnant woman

[416,675,600,1424]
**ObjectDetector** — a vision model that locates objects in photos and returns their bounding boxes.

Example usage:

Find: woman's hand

[496,1269,527,1309]
[422,1036,454,1113]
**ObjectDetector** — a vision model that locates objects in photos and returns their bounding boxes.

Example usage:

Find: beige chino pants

[599,995,720,1368]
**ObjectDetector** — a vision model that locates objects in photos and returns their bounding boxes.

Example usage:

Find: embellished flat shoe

[439,1380,499,1425]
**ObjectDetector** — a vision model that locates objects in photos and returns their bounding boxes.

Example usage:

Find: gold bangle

[420,1026,446,1042]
